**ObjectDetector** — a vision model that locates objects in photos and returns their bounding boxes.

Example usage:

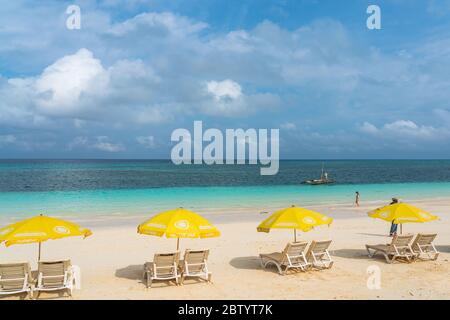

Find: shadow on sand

[330,249,371,260]
[436,245,450,253]
[229,256,261,271]
[115,264,143,281]
[114,264,208,287]
[0,287,69,300]
[0,292,30,300]
[33,291,70,300]
[357,233,389,238]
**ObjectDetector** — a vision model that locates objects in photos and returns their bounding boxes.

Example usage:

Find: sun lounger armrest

[185,262,205,266]
[0,277,26,282]
[40,274,65,279]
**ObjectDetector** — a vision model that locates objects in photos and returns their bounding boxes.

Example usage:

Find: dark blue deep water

[1,159,450,192]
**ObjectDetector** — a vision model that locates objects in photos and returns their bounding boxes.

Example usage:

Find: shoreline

[2,180,450,227]
[1,195,449,229]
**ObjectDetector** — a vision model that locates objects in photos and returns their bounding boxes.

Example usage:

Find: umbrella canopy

[0,214,92,260]
[368,203,438,224]
[257,205,333,241]
[138,208,220,249]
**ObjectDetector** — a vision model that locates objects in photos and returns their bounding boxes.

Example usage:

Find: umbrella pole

[400,224,403,235]
[176,238,180,251]
[294,229,297,242]
[38,214,43,262]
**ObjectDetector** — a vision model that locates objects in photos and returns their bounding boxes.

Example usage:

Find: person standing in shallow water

[389,198,399,236]
[355,191,360,207]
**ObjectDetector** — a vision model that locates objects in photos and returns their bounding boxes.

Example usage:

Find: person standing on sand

[389,198,399,236]
[355,191,360,207]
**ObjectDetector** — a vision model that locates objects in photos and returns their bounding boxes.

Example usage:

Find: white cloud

[209,30,254,53]
[359,120,449,140]
[136,136,156,148]
[206,80,242,101]
[1,48,167,128]
[383,120,441,139]
[0,134,55,151]
[2,7,450,156]
[281,122,296,130]
[7,13,436,130]
[93,136,124,152]
[108,12,208,37]
[359,122,378,134]
[0,134,17,145]
[67,136,124,152]
[203,79,280,116]
[35,49,108,115]
[384,120,418,131]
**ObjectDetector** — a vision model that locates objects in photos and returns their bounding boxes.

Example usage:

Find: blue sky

[1,0,450,159]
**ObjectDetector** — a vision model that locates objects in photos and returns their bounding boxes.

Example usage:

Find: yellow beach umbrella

[0,214,92,261]
[257,205,333,242]
[368,202,438,234]
[138,208,220,250]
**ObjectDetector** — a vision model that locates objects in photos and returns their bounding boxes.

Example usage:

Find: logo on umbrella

[0,228,12,236]
[419,212,429,219]
[303,217,316,224]
[380,212,389,218]
[175,220,189,230]
[54,226,70,234]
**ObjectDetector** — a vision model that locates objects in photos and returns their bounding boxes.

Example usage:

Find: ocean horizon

[1,159,450,220]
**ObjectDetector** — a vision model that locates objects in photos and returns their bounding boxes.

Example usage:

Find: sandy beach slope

[1,200,449,300]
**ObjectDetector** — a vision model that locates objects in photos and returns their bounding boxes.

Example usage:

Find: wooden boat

[302,163,335,185]
[303,177,335,185]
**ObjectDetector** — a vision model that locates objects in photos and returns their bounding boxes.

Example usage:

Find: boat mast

[321,162,324,179]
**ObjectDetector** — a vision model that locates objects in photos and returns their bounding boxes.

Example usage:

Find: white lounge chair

[143,252,180,288]
[366,234,415,264]
[411,233,439,261]
[260,241,310,275]
[0,262,33,299]
[306,240,334,269]
[180,249,212,284]
[34,260,75,298]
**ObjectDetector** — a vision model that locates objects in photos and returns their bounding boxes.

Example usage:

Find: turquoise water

[1,182,450,219]
[1,160,450,219]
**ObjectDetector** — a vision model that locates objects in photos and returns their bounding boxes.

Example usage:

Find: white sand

[1,199,449,300]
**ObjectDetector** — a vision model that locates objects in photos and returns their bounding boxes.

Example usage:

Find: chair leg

[276,263,284,275]
[265,260,283,275]
[386,254,395,264]
[260,257,266,269]
[145,272,152,288]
